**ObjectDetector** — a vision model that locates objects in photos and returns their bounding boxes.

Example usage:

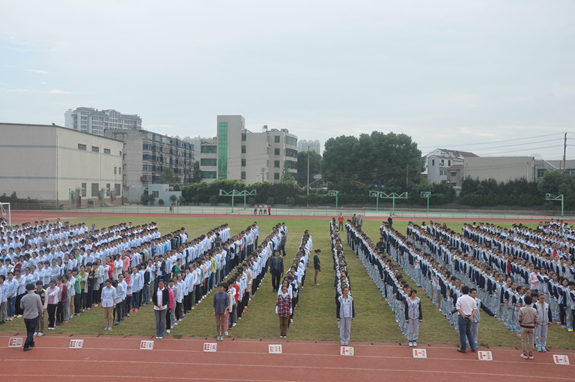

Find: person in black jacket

[152,279,169,339]
[270,251,284,292]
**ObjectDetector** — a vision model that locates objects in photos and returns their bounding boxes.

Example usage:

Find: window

[81,183,86,197]
[242,145,246,154]
[241,159,246,167]
[104,148,111,154]
[201,158,217,166]
[201,171,217,179]
[106,183,111,191]
[568,169,575,175]
[92,146,99,153]
[274,173,280,180]
[91,183,99,197]
[78,144,86,150]
[536,168,547,178]
[274,160,280,168]
[242,133,246,142]
[119,168,121,174]
[285,136,297,146]
[285,148,298,158]
[431,159,435,166]
[152,191,159,198]
[448,160,451,166]
[218,122,228,179]
[274,148,280,155]
[241,172,246,180]
[200,145,217,153]
[114,167,117,174]
[450,171,457,177]
[274,136,280,143]
[143,165,152,171]
[114,184,121,196]
[440,159,444,166]
[119,151,122,156]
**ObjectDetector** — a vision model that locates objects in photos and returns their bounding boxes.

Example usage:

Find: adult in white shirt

[455,286,477,353]
[153,279,168,339]
[100,279,116,331]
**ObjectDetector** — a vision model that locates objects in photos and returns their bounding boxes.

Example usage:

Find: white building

[298,139,321,156]
[197,116,298,184]
[463,157,575,183]
[64,107,142,136]
[424,148,478,185]
[0,123,123,208]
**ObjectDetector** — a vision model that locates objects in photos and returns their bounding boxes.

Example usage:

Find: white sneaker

[37,332,43,337]
[225,331,228,336]
[166,329,170,333]
[33,332,38,337]
[233,323,236,327]
[414,342,417,347]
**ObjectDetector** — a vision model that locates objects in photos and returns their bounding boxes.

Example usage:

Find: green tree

[296,151,322,186]
[158,198,165,206]
[159,167,178,184]
[193,162,202,183]
[173,183,181,191]
[281,161,295,184]
[169,194,178,205]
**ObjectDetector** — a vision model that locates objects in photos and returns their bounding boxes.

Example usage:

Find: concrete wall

[463,157,535,183]
[244,132,269,183]
[0,123,122,206]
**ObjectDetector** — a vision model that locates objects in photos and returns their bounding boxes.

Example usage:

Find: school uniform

[404,297,422,344]
[336,295,355,345]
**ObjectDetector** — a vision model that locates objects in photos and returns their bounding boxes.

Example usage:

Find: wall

[463,157,535,183]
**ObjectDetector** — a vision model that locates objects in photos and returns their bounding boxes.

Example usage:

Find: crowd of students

[330,219,355,345]
[274,230,311,338]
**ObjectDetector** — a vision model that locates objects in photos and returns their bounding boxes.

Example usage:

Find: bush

[285,196,295,205]
[158,199,165,206]
[266,197,274,205]
[173,183,181,191]
[248,197,256,205]
[209,195,218,204]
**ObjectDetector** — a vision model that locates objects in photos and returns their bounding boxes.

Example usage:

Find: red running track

[11,210,574,225]
[0,334,573,382]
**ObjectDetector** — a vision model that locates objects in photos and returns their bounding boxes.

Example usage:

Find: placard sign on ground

[340,346,354,356]
[413,349,427,358]
[203,343,217,352]
[553,355,570,365]
[478,351,492,361]
[69,339,84,349]
[140,340,154,350]
[8,338,23,348]
[269,344,282,354]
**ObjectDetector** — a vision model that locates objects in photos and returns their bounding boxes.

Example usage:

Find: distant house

[424,149,478,186]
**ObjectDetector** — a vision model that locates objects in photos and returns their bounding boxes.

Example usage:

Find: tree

[193,162,202,183]
[281,161,295,184]
[147,194,155,206]
[159,167,177,185]
[169,195,178,205]
[178,195,185,205]
[173,183,181,191]
[158,199,165,206]
[296,151,321,186]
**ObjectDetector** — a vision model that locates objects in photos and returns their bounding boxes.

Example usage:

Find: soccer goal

[0,202,11,227]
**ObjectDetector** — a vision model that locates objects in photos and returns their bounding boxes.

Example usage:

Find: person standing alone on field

[213,283,228,341]
[314,249,321,286]
[276,285,292,338]
[338,213,344,231]
[20,283,42,351]
[518,296,538,360]
[336,286,354,346]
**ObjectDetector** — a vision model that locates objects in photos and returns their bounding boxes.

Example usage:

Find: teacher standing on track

[20,283,43,351]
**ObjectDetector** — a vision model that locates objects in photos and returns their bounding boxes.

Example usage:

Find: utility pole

[307,147,310,207]
[406,164,409,188]
[563,133,567,174]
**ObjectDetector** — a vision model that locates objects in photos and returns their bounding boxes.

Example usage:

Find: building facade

[65,107,142,136]
[104,129,194,188]
[462,157,575,183]
[0,123,123,207]
[424,148,478,185]
[298,139,321,156]
[198,115,298,184]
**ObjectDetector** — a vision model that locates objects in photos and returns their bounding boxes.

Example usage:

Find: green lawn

[2,216,574,349]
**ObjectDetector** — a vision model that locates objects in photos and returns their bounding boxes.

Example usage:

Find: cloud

[40,81,48,84]
[29,69,48,74]
[48,89,72,94]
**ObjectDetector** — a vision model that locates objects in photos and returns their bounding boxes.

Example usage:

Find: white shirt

[456,294,476,317]
[154,288,166,311]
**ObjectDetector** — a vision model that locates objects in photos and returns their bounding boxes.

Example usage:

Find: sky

[1,0,574,159]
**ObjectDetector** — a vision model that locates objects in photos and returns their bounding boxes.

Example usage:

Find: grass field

[2,216,574,349]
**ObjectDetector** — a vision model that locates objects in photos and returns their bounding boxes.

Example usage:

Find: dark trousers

[272,271,281,291]
[74,294,81,314]
[176,302,182,320]
[24,316,38,349]
[115,302,123,322]
[132,291,140,309]
[47,304,57,328]
[87,284,94,306]
[125,296,132,314]
[15,294,24,315]
[166,308,172,329]
[81,292,88,310]
[458,316,475,351]
[56,301,64,324]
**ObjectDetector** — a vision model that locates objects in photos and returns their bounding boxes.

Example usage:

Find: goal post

[0,202,11,227]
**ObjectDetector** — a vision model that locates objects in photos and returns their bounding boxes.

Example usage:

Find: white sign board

[553,355,570,365]
[8,338,23,348]
[340,346,354,356]
[269,344,282,354]
[203,343,217,352]
[140,340,154,350]
[69,339,84,349]
[413,349,427,358]
[478,351,492,361]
